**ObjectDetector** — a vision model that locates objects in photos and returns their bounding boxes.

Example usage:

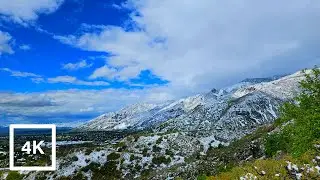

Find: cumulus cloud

[47,75,110,86]
[55,0,320,93]
[0,31,14,55]
[0,0,64,25]
[62,59,93,71]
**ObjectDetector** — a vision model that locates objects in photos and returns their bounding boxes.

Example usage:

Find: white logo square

[9,124,56,171]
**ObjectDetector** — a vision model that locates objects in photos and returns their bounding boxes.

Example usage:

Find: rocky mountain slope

[79,71,302,142]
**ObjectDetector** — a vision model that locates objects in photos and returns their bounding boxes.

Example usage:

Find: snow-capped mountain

[79,103,159,130]
[232,71,305,100]
[78,71,304,135]
[79,95,206,131]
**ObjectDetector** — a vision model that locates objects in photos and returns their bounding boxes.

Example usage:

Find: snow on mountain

[78,103,158,130]
[212,91,283,140]
[79,95,206,131]
[232,70,306,100]
[78,71,302,135]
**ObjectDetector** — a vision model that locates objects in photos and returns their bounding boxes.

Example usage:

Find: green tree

[266,67,320,157]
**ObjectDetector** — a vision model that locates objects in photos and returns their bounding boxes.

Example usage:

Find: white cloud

[31,77,45,83]
[112,4,123,10]
[62,59,93,71]
[19,44,31,50]
[89,64,143,81]
[0,87,177,125]
[0,0,64,25]
[0,68,41,78]
[0,67,109,87]
[47,75,110,86]
[56,0,320,93]
[0,31,14,55]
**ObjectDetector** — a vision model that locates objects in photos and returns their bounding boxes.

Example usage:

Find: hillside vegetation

[206,68,320,179]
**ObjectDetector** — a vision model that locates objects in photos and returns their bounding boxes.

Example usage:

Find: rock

[286,161,292,171]
[315,166,320,174]
[292,164,299,172]
[314,144,320,149]
[240,173,257,180]
[296,173,302,180]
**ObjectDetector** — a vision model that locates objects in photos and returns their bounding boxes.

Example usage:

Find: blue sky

[0,0,166,92]
[0,0,319,126]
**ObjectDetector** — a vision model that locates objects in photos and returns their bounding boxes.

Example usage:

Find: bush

[85,149,92,155]
[91,161,121,180]
[152,145,161,153]
[152,156,171,165]
[130,154,135,161]
[71,155,79,161]
[72,172,86,180]
[141,169,152,178]
[156,137,163,144]
[135,164,142,171]
[6,171,23,180]
[57,176,71,180]
[265,133,289,157]
[142,148,149,157]
[197,175,207,180]
[107,152,120,161]
[81,162,100,172]
[165,149,174,157]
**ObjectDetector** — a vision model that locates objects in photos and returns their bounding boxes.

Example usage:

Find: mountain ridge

[77,72,300,135]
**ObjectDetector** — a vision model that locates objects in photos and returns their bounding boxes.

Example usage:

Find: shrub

[107,152,120,161]
[81,162,100,172]
[141,169,152,178]
[135,164,142,171]
[165,149,174,157]
[156,137,163,144]
[6,171,23,180]
[152,156,171,165]
[197,175,207,180]
[142,148,149,157]
[71,155,79,161]
[57,176,71,180]
[152,145,161,153]
[85,149,92,155]
[130,154,135,161]
[265,133,289,157]
[72,172,86,180]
